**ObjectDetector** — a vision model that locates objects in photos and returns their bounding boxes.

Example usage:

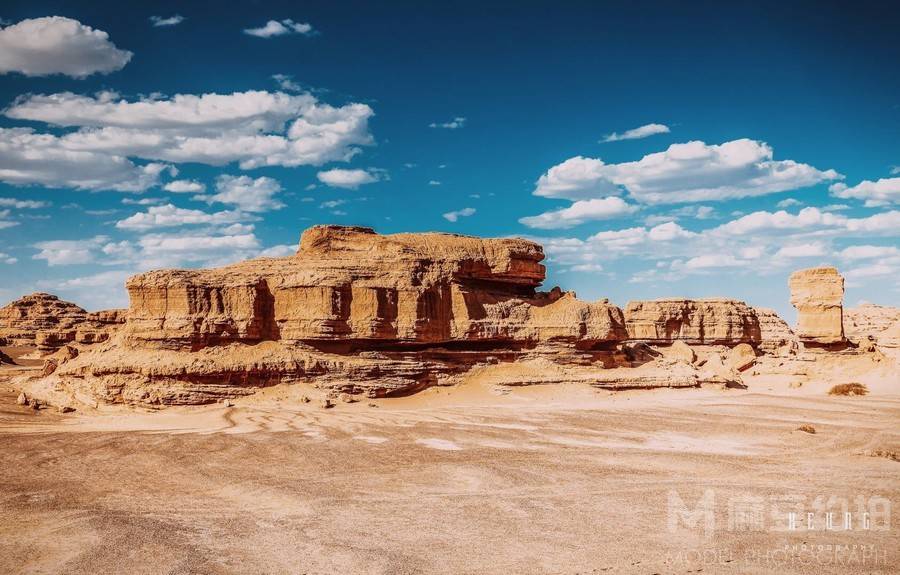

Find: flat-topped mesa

[623,298,761,345]
[125,225,624,349]
[789,267,844,345]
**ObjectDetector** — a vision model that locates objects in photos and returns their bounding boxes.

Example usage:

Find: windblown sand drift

[6,226,898,409]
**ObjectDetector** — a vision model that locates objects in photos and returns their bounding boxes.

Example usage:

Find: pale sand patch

[415,438,462,450]
[353,435,389,444]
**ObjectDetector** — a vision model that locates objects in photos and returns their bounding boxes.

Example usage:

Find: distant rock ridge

[623,298,761,345]
[0,292,125,350]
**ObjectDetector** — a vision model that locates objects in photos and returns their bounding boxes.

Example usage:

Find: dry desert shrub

[797,424,816,434]
[828,383,869,396]
[863,449,899,462]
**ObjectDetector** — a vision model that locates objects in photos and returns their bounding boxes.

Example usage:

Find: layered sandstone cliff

[789,267,845,345]
[623,298,761,345]
[123,225,624,349]
[44,226,638,405]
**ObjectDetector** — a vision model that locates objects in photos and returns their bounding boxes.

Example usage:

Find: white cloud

[533,156,620,200]
[317,168,381,189]
[429,117,466,129]
[533,139,841,204]
[320,199,346,209]
[601,123,670,143]
[3,91,375,174]
[519,197,638,229]
[150,15,184,27]
[829,177,900,207]
[647,221,697,241]
[773,242,828,259]
[776,198,802,208]
[891,166,900,176]
[677,254,745,270]
[272,73,302,92]
[33,235,109,265]
[0,128,170,191]
[443,207,476,222]
[7,90,312,130]
[838,245,900,260]
[163,179,205,193]
[0,197,49,208]
[0,17,132,78]
[244,19,314,38]
[258,244,296,258]
[428,180,441,186]
[0,252,17,264]
[844,263,898,280]
[713,207,845,235]
[115,204,245,231]
[0,209,17,230]
[201,175,284,212]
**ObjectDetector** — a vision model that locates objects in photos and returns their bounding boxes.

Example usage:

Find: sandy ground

[1,349,898,574]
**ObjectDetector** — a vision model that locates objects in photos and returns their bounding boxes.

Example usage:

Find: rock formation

[0,293,126,350]
[789,267,845,345]
[753,307,799,355]
[845,304,900,348]
[623,298,761,345]
[43,226,643,405]
[11,226,895,409]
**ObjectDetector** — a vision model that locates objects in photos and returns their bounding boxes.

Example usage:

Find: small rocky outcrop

[753,307,799,355]
[789,267,845,345]
[623,298,761,345]
[845,304,900,348]
[0,293,125,350]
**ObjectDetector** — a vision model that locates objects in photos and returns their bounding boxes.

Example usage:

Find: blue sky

[0,1,898,317]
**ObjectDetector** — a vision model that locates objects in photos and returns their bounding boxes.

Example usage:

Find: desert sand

[1,347,898,574]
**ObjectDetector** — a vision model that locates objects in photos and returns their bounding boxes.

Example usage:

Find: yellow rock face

[789,267,845,344]
[123,225,625,349]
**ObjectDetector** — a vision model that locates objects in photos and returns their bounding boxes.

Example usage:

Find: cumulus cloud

[776,198,802,208]
[150,15,184,27]
[0,251,17,264]
[0,17,132,77]
[443,207,476,222]
[201,175,284,212]
[317,168,381,189]
[1,91,375,190]
[773,242,828,259]
[601,123,670,143]
[838,245,900,260]
[533,139,841,205]
[429,117,466,129]
[0,128,171,191]
[829,177,900,207]
[115,204,245,231]
[532,204,900,285]
[244,19,314,38]
[163,180,205,193]
[533,156,621,200]
[33,235,109,265]
[519,197,638,229]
